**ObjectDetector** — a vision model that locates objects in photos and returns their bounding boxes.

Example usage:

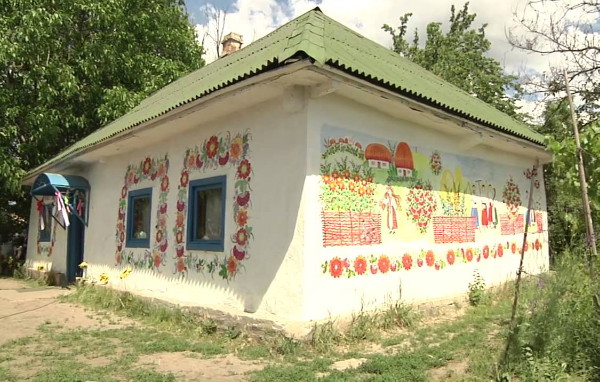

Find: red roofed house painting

[21,8,550,324]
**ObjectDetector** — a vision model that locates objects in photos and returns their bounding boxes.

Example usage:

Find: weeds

[468,270,488,306]
[502,253,600,380]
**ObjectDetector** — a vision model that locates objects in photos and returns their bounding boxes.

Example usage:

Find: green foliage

[378,301,418,330]
[541,99,600,257]
[0,0,204,235]
[504,253,600,380]
[309,320,342,352]
[467,270,487,306]
[383,2,520,116]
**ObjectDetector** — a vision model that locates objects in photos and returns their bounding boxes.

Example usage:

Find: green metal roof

[28,7,544,176]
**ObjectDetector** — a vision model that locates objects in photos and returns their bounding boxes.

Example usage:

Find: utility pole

[564,69,598,264]
[564,69,600,314]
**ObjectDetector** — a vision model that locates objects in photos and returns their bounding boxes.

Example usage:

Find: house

[394,142,414,178]
[22,8,550,324]
[365,143,392,169]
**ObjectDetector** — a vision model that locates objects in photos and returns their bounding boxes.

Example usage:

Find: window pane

[196,187,222,240]
[133,196,150,239]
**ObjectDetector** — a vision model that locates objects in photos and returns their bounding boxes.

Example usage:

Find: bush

[468,270,487,306]
[508,251,600,380]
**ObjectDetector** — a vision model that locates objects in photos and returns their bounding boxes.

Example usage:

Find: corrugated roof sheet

[28,8,544,176]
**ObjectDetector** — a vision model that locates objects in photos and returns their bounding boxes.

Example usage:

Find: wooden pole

[502,160,538,366]
[564,69,598,264]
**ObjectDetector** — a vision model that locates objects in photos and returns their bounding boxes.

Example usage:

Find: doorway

[66,215,84,282]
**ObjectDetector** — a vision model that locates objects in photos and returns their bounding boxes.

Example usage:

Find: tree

[0,0,204,239]
[383,3,521,116]
[200,4,229,58]
[509,0,600,112]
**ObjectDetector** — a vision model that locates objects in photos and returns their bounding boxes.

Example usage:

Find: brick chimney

[220,32,243,57]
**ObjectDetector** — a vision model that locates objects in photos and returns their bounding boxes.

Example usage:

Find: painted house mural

[318,125,546,282]
[21,8,550,324]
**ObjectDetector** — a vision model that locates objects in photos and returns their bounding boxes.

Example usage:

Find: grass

[0,279,569,381]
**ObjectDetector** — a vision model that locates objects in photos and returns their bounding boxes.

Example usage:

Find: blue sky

[185,0,298,24]
[184,0,574,121]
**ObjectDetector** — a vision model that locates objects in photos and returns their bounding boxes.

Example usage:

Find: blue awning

[31,173,90,196]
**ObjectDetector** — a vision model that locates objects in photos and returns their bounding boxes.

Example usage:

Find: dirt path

[0,278,264,381]
[0,278,138,345]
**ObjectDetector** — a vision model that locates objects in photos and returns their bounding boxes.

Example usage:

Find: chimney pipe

[220,32,243,57]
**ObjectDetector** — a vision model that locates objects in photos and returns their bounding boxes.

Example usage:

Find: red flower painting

[330,257,343,278]
[511,242,517,254]
[234,228,248,246]
[354,256,367,275]
[446,250,455,265]
[230,136,243,160]
[497,244,504,257]
[180,171,189,187]
[465,248,474,262]
[142,157,152,175]
[227,256,237,274]
[426,250,435,267]
[161,176,169,192]
[378,255,391,273]
[236,209,248,227]
[402,254,412,270]
[237,159,252,179]
[206,136,219,158]
[482,245,490,259]
[186,153,197,169]
[153,253,162,268]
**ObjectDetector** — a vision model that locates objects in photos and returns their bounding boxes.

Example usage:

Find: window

[39,204,53,242]
[126,188,152,248]
[187,176,226,251]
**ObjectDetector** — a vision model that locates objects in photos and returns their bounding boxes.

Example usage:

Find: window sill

[186,241,224,252]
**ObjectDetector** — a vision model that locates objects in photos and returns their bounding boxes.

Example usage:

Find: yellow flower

[78,261,88,268]
[37,265,44,271]
[99,273,109,285]
[120,266,133,279]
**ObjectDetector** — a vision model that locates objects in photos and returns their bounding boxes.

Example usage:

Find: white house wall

[303,94,549,320]
[73,96,307,320]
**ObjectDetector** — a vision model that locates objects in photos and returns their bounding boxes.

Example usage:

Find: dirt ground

[0,278,264,381]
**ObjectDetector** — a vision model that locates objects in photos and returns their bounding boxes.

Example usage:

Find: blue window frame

[187,176,226,251]
[126,188,152,248]
[39,204,53,242]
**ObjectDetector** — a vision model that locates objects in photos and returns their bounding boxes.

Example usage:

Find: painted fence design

[433,216,476,244]
[500,213,525,235]
[322,211,381,247]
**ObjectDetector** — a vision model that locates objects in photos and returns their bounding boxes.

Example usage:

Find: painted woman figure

[380,186,401,234]
[470,184,480,228]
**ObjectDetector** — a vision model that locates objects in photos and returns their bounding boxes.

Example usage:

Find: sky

[184,0,557,118]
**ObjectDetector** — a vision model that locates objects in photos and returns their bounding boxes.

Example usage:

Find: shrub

[467,270,487,306]
[508,251,600,380]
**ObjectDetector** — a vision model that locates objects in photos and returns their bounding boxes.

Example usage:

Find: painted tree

[0,0,204,238]
[383,3,520,116]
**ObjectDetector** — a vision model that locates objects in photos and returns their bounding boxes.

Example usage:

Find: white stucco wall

[302,94,549,320]
[76,95,308,320]
[24,80,549,325]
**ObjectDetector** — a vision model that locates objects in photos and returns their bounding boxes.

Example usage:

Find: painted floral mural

[115,154,170,270]
[174,131,252,280]
[321,238,544,278]
[318,125,547,279]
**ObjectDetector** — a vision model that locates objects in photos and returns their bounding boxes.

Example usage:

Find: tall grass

[506,251,600,380]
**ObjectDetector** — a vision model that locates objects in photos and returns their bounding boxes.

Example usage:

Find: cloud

[193,0,562,120]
